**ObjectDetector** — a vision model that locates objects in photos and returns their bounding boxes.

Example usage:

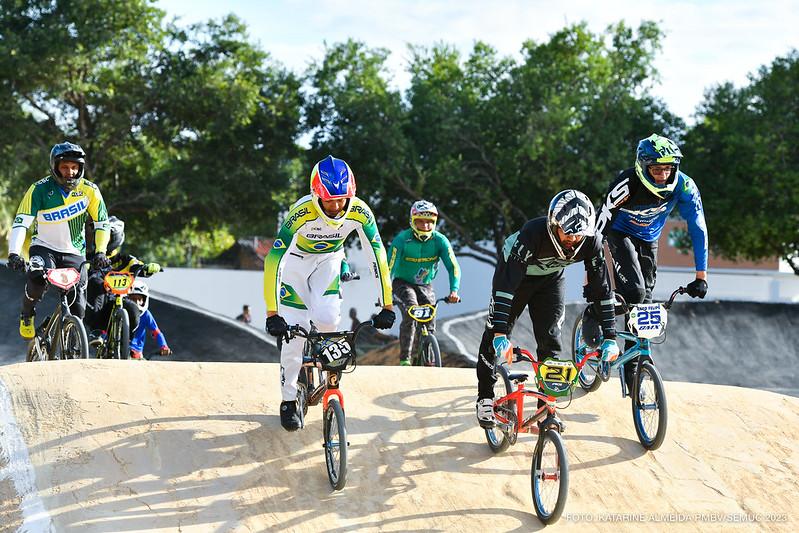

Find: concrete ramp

[1,361,797,531]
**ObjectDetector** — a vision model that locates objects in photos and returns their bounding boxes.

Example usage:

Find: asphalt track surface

[439,299,799,397]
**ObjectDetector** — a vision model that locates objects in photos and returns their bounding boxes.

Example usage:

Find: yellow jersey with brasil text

[12,176,109,256]
[263,195,392,312]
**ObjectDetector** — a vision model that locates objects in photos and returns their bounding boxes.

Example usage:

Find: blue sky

[156,0,798,122]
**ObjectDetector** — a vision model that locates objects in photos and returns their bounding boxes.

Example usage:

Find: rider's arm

[147,314,168,349]
[594,171,631,238]
[349,199,392,308]
[263,202,308,315]
[87,185,110,254]
[386,233,403,278]
[436,232,461,293]
[676,175,709,275]
[490,227,536,335]
[583,236,617,339]
[8,184,39,256]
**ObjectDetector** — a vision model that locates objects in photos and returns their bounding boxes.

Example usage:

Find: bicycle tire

[572,315,601,392]
[323,398,348,490]
[423,335,442,367]
[484,364,514,453]
[61,315,89,360]
[26,339,45,362]
[109,308,130,360]
[631,361,668,450]
[531,429,569,524]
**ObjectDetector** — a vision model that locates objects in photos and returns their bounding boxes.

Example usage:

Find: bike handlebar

[281,319,375,345]
[664,286,687,309]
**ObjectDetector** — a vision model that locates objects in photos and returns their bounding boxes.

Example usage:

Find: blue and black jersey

[595,168,708,271]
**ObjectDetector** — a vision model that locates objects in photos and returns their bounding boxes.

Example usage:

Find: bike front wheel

[61,315,89,360]
[109,308,130,360]
[422,335,442,367]
[323,397,348,490]
[631,361,668,450]
[572,315,601,392]
[484,365,514,453]
[531,429,569,524]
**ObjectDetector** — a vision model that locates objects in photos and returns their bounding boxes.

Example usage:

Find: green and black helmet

[635,134,683,198]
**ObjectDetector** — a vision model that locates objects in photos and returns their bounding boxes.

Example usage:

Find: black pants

[606,230,658,391]
[23,246,87,318]
[84,274,141,335]
[476,272,565,400]
[392,279,436,361]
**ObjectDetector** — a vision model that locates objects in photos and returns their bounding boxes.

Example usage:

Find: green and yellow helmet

[634,134,683,198]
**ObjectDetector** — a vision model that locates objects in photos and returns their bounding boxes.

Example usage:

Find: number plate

[47,268,81,290]
[318,337,353,370]
[536,359,578,396]
[103,272,134,295]
[408,304,435,322]
[628,303,668,339]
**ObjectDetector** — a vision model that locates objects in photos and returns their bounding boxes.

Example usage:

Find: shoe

[280,400,301,432]
[476,398,495,428]
[19,313,35,340]
[88,330,107,348]
[399,358,411,366]
[130,350,143,360]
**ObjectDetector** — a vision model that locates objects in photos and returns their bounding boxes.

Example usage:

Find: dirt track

[1,360,797,532]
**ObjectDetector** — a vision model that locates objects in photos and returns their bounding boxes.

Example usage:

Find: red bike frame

[493,347,600,435]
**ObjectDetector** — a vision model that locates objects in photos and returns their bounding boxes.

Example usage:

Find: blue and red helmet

[310,155,356,200]
[309,155,357,228]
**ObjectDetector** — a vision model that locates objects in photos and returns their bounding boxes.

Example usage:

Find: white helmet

[546,189,596,260]
[409,200,438,241]
[129,279,150,313]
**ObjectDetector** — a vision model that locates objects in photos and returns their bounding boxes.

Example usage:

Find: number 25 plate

[628,303,668,339]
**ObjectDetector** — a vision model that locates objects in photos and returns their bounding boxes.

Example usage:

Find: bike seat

[508,373,529,383]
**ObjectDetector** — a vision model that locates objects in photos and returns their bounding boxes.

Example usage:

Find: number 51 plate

[628,303,668,339]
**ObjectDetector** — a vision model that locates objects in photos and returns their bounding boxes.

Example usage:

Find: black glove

[266,314,288,337]
[91,252,111,270]
[7,253,26,272]
[372,308,396,329]
[685,278,708,299]
[340,271,358,282]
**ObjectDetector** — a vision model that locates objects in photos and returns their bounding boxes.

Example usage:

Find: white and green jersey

[263,194,392,312]
[10,176,109,256]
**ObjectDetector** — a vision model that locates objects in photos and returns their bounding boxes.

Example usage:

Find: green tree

[0,1,301,265]
[685,50,799,273]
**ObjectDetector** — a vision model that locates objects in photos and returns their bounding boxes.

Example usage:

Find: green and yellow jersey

[9,176,109,256]
[263,195,392,312]
[387,229,461,291]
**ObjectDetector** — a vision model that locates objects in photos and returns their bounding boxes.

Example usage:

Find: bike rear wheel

[422,335,442,367]
[108,308,130,360]
[631,361,668,450]
[61,315,89,360]
[323,398,348,490]
[531,429,569,524]
[572,315,601,392]
[484,365,514,453]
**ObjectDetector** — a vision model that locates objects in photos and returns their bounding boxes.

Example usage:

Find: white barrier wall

[145,249,799,332]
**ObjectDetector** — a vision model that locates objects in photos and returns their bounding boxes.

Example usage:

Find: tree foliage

[0,1,302,263]
[1,3,795,273]
[685,51,799,273]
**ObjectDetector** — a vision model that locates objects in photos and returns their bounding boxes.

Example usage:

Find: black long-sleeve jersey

[490,217,616,337]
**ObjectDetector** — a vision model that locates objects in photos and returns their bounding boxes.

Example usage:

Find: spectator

[236,304,252,324]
